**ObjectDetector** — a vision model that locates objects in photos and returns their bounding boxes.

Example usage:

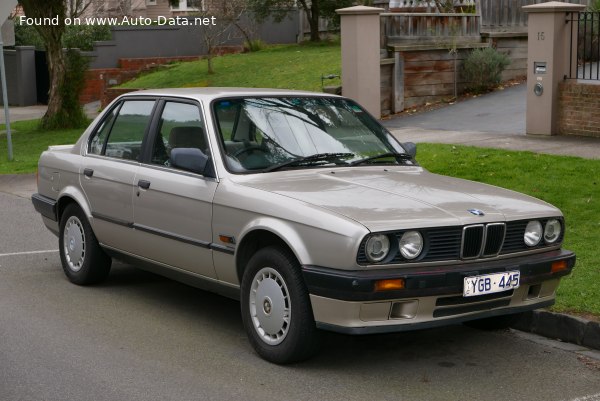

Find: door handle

[137,180,151,190]
[83,168,94,177]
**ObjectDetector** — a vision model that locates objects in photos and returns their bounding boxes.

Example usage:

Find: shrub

[244,39,267,52]
[462,47,510,93]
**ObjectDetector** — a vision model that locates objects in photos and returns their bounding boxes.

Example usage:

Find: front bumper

[302,249,575,334]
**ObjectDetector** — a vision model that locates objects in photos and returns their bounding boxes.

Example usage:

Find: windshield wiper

[349,152,413,166]
[264,152,355,173]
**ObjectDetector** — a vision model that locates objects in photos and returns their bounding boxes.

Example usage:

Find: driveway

[384,84,526,134]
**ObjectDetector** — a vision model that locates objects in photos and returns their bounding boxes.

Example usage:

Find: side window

[90,100,155,161]
[105,100,155,161]
[151,102,208,167]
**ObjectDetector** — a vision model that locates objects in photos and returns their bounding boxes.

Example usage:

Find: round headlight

[365,234,390,263]
[399,231,423,260]
[524,221,542,247]
[544,219,562,244]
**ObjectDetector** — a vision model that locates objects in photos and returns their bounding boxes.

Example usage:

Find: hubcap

[249,267,291,345]
[63,216,85,272]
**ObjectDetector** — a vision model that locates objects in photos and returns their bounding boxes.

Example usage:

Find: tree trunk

[42,32,66,125]
[298,0,320,42]
[20,0,73,129]
[308,10,320,42]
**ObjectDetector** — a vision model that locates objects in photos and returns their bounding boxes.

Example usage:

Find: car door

[81,98,156,251]
[130,99,218,279]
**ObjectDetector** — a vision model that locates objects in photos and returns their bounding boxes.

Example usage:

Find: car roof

[121,87,340,102]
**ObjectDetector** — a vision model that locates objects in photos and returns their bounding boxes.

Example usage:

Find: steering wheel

[232,145,268,158]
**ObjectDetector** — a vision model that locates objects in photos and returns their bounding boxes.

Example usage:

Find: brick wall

[81,55,201,105]
[558,82,600,138]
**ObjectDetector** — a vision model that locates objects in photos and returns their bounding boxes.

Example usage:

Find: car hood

[233,167,560,232]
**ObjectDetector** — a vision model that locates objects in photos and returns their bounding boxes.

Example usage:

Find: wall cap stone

[523,1,586,13]
[336,5,384,15]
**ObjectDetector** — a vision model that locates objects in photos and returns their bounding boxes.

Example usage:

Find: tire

[463,312,524,331]
[59,204,111,285]
[240,246,320,364]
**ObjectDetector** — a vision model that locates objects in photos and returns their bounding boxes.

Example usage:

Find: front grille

[461,223,505,259]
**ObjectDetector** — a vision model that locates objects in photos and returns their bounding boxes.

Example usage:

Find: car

[32,88,575,364]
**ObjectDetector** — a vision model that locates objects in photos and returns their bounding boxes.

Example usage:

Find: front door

[131,100,218,278]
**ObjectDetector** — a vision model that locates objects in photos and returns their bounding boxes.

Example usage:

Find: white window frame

[171,0,204,11]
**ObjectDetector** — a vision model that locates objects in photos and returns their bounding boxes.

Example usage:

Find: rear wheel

[241,246,319,364]
[59,204,111,285]
[464,312,524,331]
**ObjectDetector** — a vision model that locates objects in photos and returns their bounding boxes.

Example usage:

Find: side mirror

[404,142,417,158]
[171,148,209,175]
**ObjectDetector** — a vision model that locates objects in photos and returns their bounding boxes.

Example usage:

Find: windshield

[213,97,409,173]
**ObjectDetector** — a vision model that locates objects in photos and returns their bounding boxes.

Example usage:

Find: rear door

[130,99,218,278]
[81,99,156,251]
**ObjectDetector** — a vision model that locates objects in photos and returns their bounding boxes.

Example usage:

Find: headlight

[399,231,423,260]
[544,219,562,244]
[365,234,390,263]
[524,220,542,247]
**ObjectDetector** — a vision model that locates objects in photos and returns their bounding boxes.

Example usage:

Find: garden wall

[87,13,301,69]
[380,43,489,116]
[558,82,600,138]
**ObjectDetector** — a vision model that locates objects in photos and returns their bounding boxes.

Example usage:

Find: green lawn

[0,120,86,174]
[118,42,342,92]
[1,124,598,316]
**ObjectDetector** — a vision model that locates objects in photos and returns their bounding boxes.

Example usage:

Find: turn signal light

[374,279,405,292]
[551,260,568,273]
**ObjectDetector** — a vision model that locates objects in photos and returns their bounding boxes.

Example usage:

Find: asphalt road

[1,190,600,401]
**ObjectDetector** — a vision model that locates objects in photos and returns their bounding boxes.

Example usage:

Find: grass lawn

[417,143,600,316]
[118,42,341,92]
[1,123,598,316]
[0,120,86,174]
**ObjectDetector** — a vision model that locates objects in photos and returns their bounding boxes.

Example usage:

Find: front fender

[236,215,368,270]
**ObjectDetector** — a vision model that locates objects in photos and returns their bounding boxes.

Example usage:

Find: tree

[195,0,250,74]
[18,0,94,128]
[20,0,69,128]
[249,0,361,42]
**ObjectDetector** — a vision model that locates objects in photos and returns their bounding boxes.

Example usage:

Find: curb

[512,310,600,350]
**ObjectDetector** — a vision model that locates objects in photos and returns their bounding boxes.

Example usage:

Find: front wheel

[59,204,111,285]
[241,247,319,364]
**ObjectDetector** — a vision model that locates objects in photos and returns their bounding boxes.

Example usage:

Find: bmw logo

[468,209,485,216]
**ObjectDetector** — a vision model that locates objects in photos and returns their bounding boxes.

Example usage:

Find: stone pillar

[336,6,384,118]
[523,2,585,136]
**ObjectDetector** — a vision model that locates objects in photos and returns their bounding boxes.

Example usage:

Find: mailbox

[534,62,547,75]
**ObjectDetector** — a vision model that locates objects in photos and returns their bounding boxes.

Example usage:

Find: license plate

[463,271,520,297]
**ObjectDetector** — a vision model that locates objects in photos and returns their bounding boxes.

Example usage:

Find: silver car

[32,88,575,363]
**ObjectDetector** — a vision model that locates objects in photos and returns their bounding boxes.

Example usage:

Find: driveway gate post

[523,2,585,136]
[336,6,384,118]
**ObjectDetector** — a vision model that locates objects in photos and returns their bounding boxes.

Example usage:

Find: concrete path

[383,83,600,160]
[0,101,101,124]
